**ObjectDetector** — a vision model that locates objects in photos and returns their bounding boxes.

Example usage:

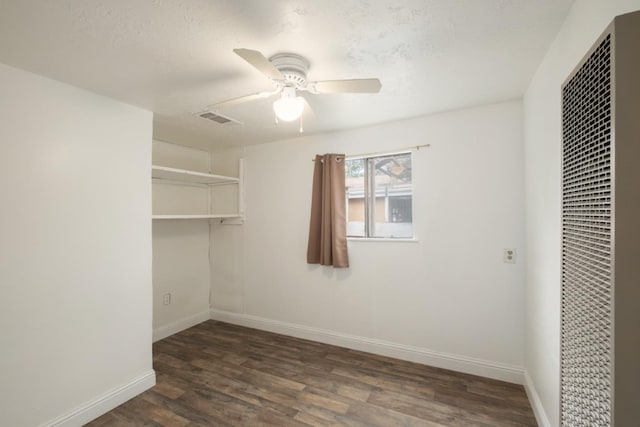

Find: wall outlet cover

[504,248,516,264]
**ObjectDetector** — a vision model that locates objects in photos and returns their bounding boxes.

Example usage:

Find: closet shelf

[152,159,244,224]
[152,165,239,185]
[152,214,242,220]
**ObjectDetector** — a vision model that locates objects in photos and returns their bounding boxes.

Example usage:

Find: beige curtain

[307,154,349,268]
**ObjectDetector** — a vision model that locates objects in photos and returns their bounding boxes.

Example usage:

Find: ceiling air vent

[195,111,243,126]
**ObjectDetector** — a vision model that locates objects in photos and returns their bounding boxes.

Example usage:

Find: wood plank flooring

[88,321,537,426]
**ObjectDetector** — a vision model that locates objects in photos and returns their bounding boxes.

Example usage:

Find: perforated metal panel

[561,34,613,426]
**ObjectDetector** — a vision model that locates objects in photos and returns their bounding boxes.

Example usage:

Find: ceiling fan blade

[293,95,315,133]
[207,89,280,110]
[300,94,316,121]
[233,48,284,81]
[312,78,382,94]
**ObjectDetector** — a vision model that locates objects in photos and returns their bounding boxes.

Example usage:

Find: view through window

[345,152,413,238]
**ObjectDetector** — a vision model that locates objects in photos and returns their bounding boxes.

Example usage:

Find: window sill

[347,237,418,243]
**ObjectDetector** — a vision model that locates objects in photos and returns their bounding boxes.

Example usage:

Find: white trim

[153,309,211,342]
[209,309,524,384]
[523,370,552,427]
[41,370,156,427]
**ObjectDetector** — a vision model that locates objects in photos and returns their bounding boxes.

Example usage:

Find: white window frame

[345,150,416,241]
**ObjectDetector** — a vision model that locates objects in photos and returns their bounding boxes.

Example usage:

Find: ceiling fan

[202,48,382,129]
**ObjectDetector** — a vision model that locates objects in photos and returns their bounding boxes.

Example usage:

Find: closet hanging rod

[311,144,430,161]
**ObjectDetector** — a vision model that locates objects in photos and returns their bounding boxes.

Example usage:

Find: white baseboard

[42,370,156,427]
[153,309,211,342]
[523,370,552,427]
[209,309,524,384]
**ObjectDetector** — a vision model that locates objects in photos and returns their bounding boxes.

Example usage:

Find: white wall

[152,141,212,340]
[523,1,640,425]
[211,100,526,382]
[0,62,154,426]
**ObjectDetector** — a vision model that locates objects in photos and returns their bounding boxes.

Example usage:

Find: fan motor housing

[270,53,309,89]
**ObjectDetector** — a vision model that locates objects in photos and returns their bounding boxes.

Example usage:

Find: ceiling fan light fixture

[273,87,304,122]
[210,49,381,127]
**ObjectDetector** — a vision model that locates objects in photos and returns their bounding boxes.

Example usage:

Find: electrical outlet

[504,248,516,264]
[163,293,171,305]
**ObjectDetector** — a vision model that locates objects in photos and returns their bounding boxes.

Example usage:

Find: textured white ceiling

[0,0,574,150]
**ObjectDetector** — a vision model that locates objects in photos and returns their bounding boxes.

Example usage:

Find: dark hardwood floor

[88,320,537,426]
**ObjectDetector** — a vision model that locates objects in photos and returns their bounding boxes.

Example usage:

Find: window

[345,152,413,238]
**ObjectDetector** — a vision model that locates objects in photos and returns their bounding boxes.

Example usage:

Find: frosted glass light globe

[273,88,304,122]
